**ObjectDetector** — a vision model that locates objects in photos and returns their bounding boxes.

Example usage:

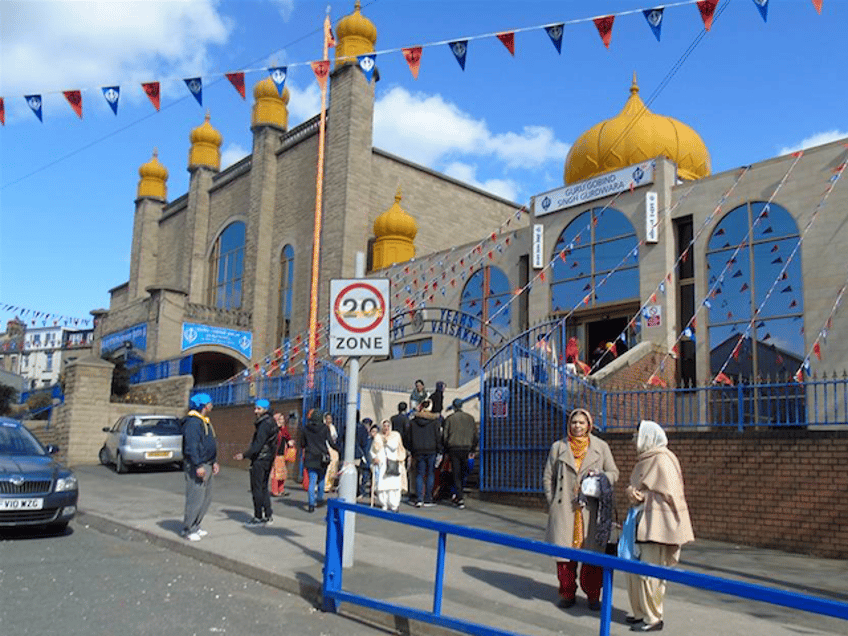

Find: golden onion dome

[251,77,290,130]
[372,187,417,269]
[335,0,377,68]
[137,149,168,199]
[564,74,710,184]
[188,112,222,171]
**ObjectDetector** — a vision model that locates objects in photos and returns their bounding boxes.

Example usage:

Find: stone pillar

[185,167,214,304]
[54,356,114,466]
[129,197,164,299]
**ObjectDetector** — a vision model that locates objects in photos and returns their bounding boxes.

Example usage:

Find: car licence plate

[0,498,44,510]
[145,450,173,459]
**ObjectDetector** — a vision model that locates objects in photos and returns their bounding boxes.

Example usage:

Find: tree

[0,384,17,415]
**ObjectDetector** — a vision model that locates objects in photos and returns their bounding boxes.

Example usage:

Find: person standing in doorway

[442,398,478,509]
[181,393,218,542]
[234,399,278,526]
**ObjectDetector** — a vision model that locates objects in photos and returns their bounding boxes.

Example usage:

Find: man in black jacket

[408,400,441,508]
[234,399,278,526]
[390,402,408,435]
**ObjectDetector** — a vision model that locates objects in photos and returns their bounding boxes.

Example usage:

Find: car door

[105,417,126,459]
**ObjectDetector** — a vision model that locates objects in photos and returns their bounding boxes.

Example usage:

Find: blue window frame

[278,244,294,343]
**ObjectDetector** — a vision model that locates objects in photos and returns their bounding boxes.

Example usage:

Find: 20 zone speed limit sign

[329,279,390,356]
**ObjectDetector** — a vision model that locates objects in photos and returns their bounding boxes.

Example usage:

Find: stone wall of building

[123,375,194,409]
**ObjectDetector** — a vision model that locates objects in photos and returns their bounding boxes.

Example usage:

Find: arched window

[209,221,245,310]
[706,202,803,382]
[277,244,294,344]
[459,266,511,385]
[550,207,639,313]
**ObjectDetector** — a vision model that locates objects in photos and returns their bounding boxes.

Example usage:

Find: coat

[630,446,694,546]
[543,434,619,552]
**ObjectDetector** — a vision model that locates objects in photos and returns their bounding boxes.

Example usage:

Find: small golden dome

[564,74,710,184]
[188,112,222,171]
[137,149,168,199]
[335,1,377,68]
[251,77,290,130]
[372,187,417,269]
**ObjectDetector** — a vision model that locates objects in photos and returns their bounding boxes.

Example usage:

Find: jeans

[306,468,326,508]
[415,453,436,504]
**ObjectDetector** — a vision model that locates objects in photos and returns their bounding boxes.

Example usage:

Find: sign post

[330,255,390,567]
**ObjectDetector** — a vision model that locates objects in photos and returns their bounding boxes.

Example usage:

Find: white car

[99,414,183,473]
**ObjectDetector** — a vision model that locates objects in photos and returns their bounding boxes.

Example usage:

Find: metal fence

[129,355,193,384]
[322,499,848,636]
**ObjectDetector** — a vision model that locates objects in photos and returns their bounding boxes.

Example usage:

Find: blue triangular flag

[751,0,768,22]
[643,8,664,42]
[24,94,43,122]
[545,24,564,54]
[732,269,743,278]
[101,86,120,115]
[771,256,783,264]
[781,285,793,293]
[449,40,468,71]
[357,53,377,82]
[184,77,203,106]
[268,66,287,95]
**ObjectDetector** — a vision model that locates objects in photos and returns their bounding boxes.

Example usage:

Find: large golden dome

[335,1,377,68]
[252,77,290,130]
[188,112,222,171]
[372,187,417,269]
[564,74,710,184]
[137,149,168,199]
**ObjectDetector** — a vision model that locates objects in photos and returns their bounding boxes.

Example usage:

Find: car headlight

[55,474,78,492]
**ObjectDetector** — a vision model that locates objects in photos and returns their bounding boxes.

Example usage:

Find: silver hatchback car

[99,414,183,473]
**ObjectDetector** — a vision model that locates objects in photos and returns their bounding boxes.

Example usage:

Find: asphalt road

[0,522,395,636]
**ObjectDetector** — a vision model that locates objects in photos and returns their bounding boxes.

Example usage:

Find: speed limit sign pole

[330,252,390,567]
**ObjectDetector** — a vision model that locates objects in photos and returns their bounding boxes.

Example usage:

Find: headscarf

[636,419,667,455]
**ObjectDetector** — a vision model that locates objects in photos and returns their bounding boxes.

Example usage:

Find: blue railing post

[737,382,745,432]
[600,390,608,432]
[322,503,344,613]
[599,568,613,636]
[433,531,447,615]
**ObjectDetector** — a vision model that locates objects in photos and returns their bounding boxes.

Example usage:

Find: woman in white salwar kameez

[371,419,406,512]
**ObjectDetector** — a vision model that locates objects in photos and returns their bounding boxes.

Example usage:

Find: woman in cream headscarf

[370,418,407,512]
[625,420,694,632]
[543,408,619,611]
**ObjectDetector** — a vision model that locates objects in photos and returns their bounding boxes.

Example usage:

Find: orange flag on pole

[325,13,336,47]
[593,16,615,49]
[697,0,719,31]
[225,72,246,100]
[402,46,423,79]
[496,32,515,56]
[63,90,83,119]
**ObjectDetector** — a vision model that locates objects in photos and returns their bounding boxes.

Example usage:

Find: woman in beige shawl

[625,420,694,632]
[370,419,407,512]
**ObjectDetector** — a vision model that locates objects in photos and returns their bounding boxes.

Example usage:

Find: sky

[1,0,846,331]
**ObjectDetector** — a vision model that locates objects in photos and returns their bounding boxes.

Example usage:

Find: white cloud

[373,86,569,170]
[270,0,295,21]
[443,162,519,202]
[0,1,231,97]
[779,130,848,156]
[221,142,249,169]
[286,81,321,126]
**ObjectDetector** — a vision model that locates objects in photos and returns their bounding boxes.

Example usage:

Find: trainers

[456,500,466,509]
[196,528,209,537]
[423,501,436,508]
[244,517,264,527]
[263,516,274,525]
[186,531,202,542]
[415,501,423,508]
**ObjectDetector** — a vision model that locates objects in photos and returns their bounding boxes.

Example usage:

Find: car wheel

[115,452,127,474]
[99,446,110,466]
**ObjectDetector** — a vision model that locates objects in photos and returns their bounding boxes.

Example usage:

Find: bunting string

[0,304,92,327]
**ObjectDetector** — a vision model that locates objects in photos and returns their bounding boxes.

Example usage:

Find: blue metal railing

[129,355,193,384]
[322,499,848,636]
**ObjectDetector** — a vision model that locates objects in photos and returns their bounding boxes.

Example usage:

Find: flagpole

[307,7,332,390]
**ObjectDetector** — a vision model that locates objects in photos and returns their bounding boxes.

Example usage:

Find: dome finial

[631,71,639,95]
[395,186,402,203]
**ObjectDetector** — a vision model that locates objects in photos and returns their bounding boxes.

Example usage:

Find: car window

[0,423,46,456]
[111,417,124,433]
[129,418,182,436]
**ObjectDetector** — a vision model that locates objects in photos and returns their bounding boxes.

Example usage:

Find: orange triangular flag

[813,340,822,360]
[497,32,515,56]
[812,0,822,14]
[325,14,336,47]
[312,60,330,91]
[63,90,83,119]
[141,82,160,111]
[714,372,734,386]
[647,375,667,388]
[402,46,423,79]
[593,16,615,49]
[697,0,718,31]
[225,72,246,100]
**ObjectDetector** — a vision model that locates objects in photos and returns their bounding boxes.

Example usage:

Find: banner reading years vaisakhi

[181,323,252,359]
[532,160,656,217]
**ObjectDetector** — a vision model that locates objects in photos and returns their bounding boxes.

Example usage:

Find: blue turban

[255,399,270,410]
[190,393,212,408]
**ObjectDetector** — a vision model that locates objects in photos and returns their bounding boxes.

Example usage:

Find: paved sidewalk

[74,464,848,636]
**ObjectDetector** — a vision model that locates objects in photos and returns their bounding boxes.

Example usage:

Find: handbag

[283,445,297,463]
[617,504,644,560]
[580,475,601,498]
[385,459,401,477]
